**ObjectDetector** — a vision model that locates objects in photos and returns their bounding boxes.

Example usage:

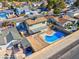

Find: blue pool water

[44,31,65,43]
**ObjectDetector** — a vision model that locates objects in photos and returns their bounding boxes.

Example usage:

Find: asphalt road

[1,14,45,23]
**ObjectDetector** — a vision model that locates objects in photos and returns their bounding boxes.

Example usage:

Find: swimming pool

[44,31,65,44]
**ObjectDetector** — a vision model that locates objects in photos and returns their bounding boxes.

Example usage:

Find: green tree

[59,0,66,9]
[46,0,66,15]
[47,0,66,10]
[53,8,61,14]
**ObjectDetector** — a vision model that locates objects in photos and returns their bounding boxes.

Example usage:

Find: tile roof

[25,15,70,26]
[45,15,69,24]
[3,10,14,14]
[25,17,47,26]
[57,15,70,24]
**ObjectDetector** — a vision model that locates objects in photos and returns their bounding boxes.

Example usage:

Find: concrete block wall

[59,44,79,59]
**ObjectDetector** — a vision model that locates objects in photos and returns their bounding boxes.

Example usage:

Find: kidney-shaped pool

[44,31,65,44]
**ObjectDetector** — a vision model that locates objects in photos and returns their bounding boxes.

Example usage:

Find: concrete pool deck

[26,28,55,51]
[26,35,49,52]
[25,30,79,59]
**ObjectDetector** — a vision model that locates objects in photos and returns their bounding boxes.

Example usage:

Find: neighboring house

[0,12,8,19]
[15,8,21,15]
[65,0,76,5]
[25,11,31,15]
[65,0,76,8]
[25,17,48,34]
[66,9,79,17]
[16,6,30,15]
[3,10,16,19]
[30,10,40,15]
[0,27,30,50]
[25,9,40,16]
[0,10,16,19]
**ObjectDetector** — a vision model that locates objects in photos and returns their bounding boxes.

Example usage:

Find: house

[0,27,32,59]
[0,27,30,50]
